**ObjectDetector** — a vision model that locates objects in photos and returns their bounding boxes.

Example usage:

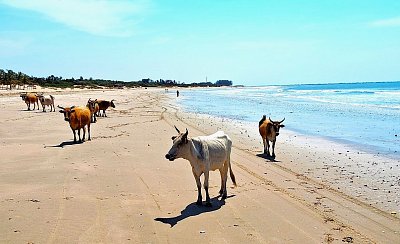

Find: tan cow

[38,94,55,112]
[86,98,99,123]
[20,92,39,111]
[259,115,285,158]
[165,126,236,206]
[58,105,91,143]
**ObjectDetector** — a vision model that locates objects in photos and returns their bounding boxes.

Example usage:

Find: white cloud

[0,0,151,36]
[370,17,400,27]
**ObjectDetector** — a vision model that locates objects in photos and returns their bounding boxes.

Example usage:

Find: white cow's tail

[226,137,236,187]
[229,160,237,187]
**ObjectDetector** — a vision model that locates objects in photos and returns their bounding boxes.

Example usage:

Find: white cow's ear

[59,110,64,113]
[280,125,285,128]
[171,136,177,140]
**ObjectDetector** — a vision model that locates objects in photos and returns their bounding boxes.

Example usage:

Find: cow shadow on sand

[19,109,41,112]
[45,140,83,148]
[154,195,235,227]
[256,153,281,162]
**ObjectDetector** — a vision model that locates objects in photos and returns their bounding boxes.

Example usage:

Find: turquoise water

[177,81,400,158]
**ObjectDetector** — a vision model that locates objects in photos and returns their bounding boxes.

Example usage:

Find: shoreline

[167,93,400,215]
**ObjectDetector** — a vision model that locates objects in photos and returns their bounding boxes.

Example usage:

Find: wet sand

[175,110,400,215]
[0,88,399,243]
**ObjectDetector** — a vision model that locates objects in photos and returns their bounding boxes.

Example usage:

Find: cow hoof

[196,201,202,206]
[222,194,227,200]
[205,202,212,207]
[219,189,223,195]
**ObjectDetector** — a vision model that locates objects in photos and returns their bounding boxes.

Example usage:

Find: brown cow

[58,105,91,143]
[96,99,115,117]
[20,92,39,111]
[259,115,285,158]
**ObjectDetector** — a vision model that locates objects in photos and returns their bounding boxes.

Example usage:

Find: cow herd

[19,91,286,207]
[19,92,116,143]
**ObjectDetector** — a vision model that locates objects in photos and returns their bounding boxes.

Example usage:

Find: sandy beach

[0,88,399,243]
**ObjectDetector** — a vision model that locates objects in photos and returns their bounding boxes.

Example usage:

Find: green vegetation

[0,69,233,89]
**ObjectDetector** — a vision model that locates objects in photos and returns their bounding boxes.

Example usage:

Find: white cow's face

[165,127,189,161]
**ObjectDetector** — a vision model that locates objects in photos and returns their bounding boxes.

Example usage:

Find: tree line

[0,69,233,89]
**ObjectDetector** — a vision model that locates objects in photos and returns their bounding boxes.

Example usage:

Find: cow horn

[279,118,285,123]
[184,128,188,137]
[174,125,180,134]
[268,117,275,123]
[71,106,75,109]
[57,105,64,110]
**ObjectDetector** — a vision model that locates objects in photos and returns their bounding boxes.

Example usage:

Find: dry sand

[0,88,399,243]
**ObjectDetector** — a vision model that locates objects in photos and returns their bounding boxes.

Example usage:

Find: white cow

[165,126,236,206]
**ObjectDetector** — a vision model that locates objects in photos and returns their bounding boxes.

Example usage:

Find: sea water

[177,81,400,159]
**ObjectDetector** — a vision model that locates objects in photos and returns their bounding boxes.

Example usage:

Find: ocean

[176,81,400,159]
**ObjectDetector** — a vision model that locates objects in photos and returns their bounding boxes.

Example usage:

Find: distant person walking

[177,90,180,97]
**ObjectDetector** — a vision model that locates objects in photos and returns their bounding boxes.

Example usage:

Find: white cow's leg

[219,169,226,196]
[219,169,223,195]
[219,162,228,199]
[204,170,211,207]
[192,169,202,205]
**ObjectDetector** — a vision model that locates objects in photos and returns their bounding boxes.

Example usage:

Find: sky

[0,0,399,86]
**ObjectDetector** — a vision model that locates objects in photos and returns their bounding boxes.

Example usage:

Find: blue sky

[0,0,399,85]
